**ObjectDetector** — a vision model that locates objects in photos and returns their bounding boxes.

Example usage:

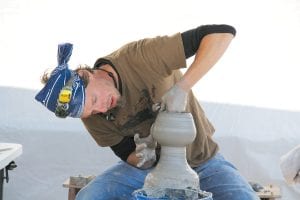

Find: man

[35,24,259,200]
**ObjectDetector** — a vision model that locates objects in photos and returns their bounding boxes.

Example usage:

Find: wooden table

[63,175,95,200]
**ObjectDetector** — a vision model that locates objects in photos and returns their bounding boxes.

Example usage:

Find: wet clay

[143,112,200,197]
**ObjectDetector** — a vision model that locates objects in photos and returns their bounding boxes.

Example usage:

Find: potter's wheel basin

[133,188,213,200]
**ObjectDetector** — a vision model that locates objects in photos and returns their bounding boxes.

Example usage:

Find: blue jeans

[75,153,259,200]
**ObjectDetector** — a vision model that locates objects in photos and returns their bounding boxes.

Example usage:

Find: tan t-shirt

[81,33,218,167]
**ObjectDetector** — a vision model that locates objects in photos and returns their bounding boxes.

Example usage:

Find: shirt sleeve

[110,136,136,161]
[118,33,187,77]
[181,24,236,59]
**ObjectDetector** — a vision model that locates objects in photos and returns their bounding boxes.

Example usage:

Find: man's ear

[77,69,91,87]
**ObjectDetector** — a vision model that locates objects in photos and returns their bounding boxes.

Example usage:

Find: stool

[63,175,95,200]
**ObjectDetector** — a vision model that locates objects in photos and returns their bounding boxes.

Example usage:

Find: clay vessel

[143,112,200,195]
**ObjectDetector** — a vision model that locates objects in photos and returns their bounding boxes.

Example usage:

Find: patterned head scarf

[35,43,85,118]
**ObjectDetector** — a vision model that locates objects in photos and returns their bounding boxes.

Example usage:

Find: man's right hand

[160,83,188,112]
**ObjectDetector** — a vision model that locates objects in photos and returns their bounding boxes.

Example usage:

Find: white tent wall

[1,0,300,112]
[1,87,299,200]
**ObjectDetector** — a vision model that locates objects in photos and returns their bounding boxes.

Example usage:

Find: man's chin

[116,96,125,107]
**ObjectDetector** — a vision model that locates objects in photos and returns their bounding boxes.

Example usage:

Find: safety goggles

[55,76,75,118]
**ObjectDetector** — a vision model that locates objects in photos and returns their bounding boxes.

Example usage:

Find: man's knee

[75,179,136,200]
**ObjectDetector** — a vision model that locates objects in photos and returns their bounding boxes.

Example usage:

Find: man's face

[79,70,121,118]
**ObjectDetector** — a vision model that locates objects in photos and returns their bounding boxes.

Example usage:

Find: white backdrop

[0,0,300,111]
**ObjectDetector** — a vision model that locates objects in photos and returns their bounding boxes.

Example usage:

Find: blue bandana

[35,43,85,118]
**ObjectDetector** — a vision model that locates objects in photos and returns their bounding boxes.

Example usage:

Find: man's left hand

[134,133,157,169]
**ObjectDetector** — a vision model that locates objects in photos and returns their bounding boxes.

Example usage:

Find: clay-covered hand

[280,144,300,184]
[134,133,157,169]
[160,83,188,112]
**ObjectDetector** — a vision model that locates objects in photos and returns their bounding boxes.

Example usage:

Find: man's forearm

[178,33,234,91]
[127,151,140,167]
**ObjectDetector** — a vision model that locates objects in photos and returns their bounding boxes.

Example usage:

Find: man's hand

[134,133,157,169]
[160,83,188,112]
[280,144,300,184]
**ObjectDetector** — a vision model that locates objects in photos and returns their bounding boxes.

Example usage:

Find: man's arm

[110,136,140,167]
[161,26,236,112]
[178,32,235,91]
[111,136,136,162]
[111,134,157,169]
[127,150,140,166]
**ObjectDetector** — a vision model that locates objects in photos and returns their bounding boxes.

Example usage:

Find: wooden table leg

[68,188,81,200]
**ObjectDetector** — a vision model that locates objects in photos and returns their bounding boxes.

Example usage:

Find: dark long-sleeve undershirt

[181,24,236,59]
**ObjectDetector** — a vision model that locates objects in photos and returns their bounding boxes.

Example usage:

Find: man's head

[35,43,121,119]
[35,43,85,118]
[77,67,121,118]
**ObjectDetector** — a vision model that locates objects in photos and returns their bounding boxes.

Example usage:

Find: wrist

[176,78,190,92]
[126,151,140,166]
